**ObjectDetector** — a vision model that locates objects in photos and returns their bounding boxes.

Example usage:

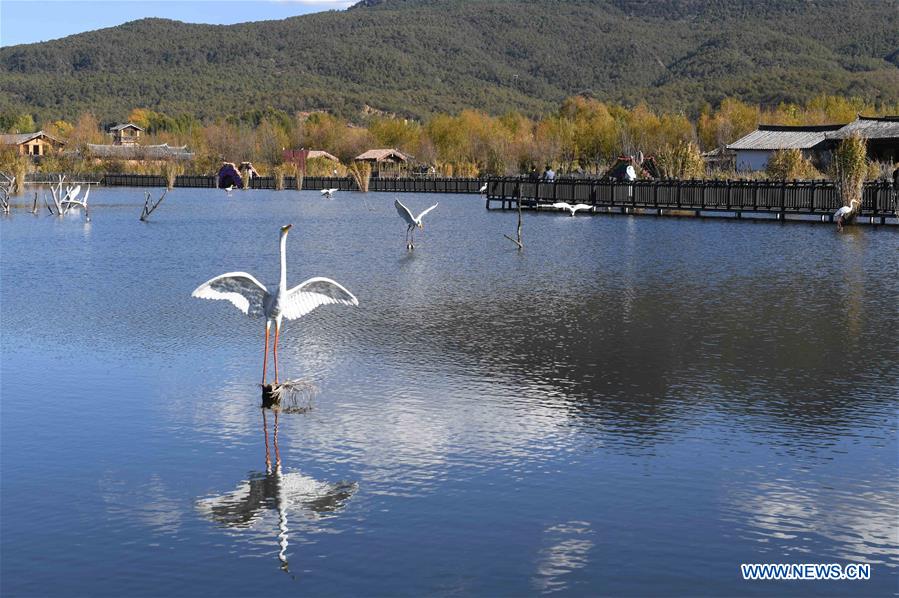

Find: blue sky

[0,0,355,47]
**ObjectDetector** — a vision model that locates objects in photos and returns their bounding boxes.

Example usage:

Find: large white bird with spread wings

[321,188,338,199]
[394,199,438,249]
[192,224,358,384]
[552,202,593,216]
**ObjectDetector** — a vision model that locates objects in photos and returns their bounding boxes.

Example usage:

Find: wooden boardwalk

[95,174,485,193]
[485,178,898,225]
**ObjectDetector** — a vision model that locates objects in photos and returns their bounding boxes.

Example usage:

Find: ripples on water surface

[1,189,897,596]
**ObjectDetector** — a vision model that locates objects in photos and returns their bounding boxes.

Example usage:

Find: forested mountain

[1,0,897,122]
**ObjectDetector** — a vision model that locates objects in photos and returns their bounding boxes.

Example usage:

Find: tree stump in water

[261,380,318,412]
[261,384,279,409]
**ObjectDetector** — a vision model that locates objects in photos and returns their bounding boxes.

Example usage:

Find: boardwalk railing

[23,173,898,222]
[57,174,488,192]
[485,178,898,221]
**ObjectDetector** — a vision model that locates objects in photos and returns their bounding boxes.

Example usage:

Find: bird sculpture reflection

[191,224,358,384]
[552,202,592,216]
[394,199,438,249]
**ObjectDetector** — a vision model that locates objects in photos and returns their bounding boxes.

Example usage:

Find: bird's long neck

[279,232,288,291]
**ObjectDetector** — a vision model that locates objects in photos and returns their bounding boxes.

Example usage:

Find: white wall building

[727,124,842,172]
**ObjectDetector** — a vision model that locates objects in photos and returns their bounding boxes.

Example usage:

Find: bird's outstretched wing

[192,272,269,317]
[394,199,416,226]
[415,203,439,221]
[572,204,592,213]
[281,277,358,320]
[552,202,573,211]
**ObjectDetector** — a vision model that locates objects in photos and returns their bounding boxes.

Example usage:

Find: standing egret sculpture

[191,224,358,384]
[321,188,338,199]
[551,202,592,216]
[834,198,860,231]
[394,199,438,249]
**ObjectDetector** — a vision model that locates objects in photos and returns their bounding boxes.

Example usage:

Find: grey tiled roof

[826,116,899,140]
[727,124,842,151]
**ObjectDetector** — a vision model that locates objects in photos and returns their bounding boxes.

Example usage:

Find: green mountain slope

[1,0,896,121]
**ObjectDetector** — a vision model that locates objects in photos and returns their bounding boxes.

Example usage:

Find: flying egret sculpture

[552,202,592,216]
[394,199,438,249]
[191,224,358,385]
[321,188,338,199]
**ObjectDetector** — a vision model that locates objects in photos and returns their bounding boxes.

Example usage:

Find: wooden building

[355,148,410,178]
[283,149,340,175]
[0,131,64,157]
[108,123,144,146]
[825,116,899,163]
[727,124,842,172]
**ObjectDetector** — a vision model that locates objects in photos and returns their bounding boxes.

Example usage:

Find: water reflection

[725,478,899,567]
[533,521,594,593]
[196,407,357,573]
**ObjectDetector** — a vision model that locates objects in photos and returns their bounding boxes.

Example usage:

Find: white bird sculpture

[552,202,592,216]
[191,224,358,384]
[625,164,637,181]
[834,199,860,231]
[321,188,338,199]
[479,183,488,194]
[394,199,438,249]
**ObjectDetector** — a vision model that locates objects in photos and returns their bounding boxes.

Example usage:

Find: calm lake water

[1,188,897,596]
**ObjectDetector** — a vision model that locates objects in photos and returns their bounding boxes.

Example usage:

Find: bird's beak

[281,224,293,233]
[418,223,423,229]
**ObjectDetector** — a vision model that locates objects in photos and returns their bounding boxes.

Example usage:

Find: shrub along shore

[2,94,897,182]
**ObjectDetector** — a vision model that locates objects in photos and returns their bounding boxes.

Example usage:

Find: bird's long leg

[273,322,281,384]
[262,321,271,385]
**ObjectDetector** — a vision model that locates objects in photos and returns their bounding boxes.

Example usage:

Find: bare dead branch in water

[0,172,14,214]
[140,189,168,221]
[504,193,523,250]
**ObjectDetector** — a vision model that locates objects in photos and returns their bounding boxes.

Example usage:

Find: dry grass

[830,134,867,211]
[348,161,372,192]
[162,161,184,190]
[765,148,823,180]
[656,141,705,179]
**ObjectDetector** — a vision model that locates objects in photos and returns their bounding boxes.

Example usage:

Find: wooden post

[780,180,787,218]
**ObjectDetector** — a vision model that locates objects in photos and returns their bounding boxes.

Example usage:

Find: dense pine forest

[1,0,897,121]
